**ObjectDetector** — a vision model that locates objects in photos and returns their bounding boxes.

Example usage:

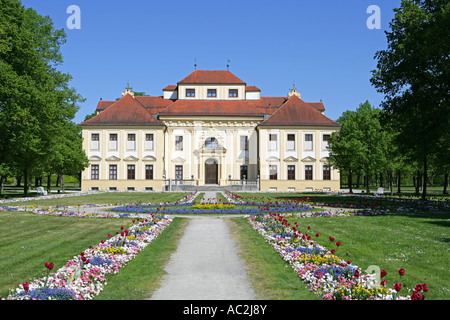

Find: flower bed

[247,212,428,300]
[5,214,173,300]
[111,200,313,215]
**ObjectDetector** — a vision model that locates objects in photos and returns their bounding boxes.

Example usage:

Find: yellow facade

[81,70,341,193]
[258,126,340,192]
[81,126,165,192]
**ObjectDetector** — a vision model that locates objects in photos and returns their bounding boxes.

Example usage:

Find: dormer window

[229,89,238,98]
[186,89,195,97]
[207,89,217,97]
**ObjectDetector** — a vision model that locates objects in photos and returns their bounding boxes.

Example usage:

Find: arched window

[205,137,218,150]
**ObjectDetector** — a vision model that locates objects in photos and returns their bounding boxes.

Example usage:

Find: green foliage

[370,0,450,199]
[0,0,88,195]
[328,101,390,193]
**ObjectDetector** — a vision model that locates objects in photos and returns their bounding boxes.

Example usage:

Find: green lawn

[0,211,135,298]
[281,212,449,300]
[1,191,448,300]
[5,192,189,207]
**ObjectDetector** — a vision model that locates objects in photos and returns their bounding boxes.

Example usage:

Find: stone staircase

[170,184,258,192]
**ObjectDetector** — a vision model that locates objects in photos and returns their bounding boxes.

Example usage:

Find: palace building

[80,70,341,192]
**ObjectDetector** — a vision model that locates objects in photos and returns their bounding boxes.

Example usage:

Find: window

[269,134,277,150]
[287,134,295,150]
[127,134,136,150]
[229,89,238,97]
[145,134,154,150]
[323,134,330,150]
[109,165,117,180]
[175,165,183,180]
[323,165,331,180]
[240,165,248,180]
[127,165,135,180]
[91,165,99,180]
[288,165,295,180]
[269,165,277,180]
[240,136,248,151]
[145,165,154,180]
[205,137,218,150]
[305,165,313,180]
[91,134,99,150]
[305,134,313,150]
[207,89,217,97]
[175,136,183,150]
[186,89,195,97]
[109,134,117,150]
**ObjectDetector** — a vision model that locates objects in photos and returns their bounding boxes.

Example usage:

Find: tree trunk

[348,170,353,193]
[397,171,401,194]
[0,175,4,196]
[389,170,393,195]
[365,175,370,194]
[444,169,449,195]
[415,173,421,196]
[422,155,427,200]
[24,168,29,197]
[47,174,51,193]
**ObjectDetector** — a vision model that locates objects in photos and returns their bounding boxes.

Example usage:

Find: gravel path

[149,192,257,300]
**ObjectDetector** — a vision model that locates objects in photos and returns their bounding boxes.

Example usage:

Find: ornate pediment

[266,156,280,162]
[143,155,157,162]
[106,156,120,161]
[124,156,139,161]
[89,156,102,161]
[320,157,330,163]
[283,156,298,162]
[171,157,185,163]
[301,156,316,162]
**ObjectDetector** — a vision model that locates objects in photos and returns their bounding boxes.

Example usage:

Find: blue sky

[21,0,401,124]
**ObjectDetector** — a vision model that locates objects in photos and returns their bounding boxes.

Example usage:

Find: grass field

[1,191,448,300]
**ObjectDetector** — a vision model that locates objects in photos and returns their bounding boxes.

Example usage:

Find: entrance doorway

[205,159,218,184]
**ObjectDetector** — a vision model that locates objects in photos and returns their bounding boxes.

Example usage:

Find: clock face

[205,137,218,150]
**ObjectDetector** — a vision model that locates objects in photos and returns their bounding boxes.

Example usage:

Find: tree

[0,0,88,196]
[328,101,389,194]
[371,0,450,200]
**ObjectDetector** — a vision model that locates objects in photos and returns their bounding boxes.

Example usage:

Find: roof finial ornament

[122,82,134,97]
[194,58,197,70]
[227,58,231,70]
[288,81,301,98]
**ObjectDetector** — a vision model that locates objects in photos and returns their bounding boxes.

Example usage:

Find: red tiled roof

[158,100,265,117]
[96,100,115,112]
[259,95,340,127]
[178,70,246,84]
[308,102,325,113]
[135,96,175,114]
[163,85,177,91]
[82,94,164,126]
[246,86,260,92]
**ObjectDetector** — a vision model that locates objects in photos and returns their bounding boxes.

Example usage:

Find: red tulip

[380,280,387,287]
[22,282,29,292]
[380,270,387,278]
[354,270,360,278]
[393,283,402,292]
[331,249,336,254]
[315,233,320,237]
[45,262,54,270]
[398,268,405,276]
[336,241,341,247]
[329,236,335,242]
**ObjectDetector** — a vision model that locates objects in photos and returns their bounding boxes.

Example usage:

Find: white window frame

[269,134,277,151]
